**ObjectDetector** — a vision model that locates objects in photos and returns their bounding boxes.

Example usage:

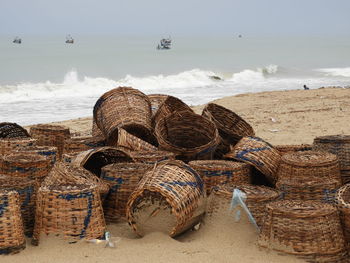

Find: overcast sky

[1,0,349,36]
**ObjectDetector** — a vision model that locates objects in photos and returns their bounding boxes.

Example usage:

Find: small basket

[0,190,25,255]
[155,111,220,161]
[0,153,50,185]
[207,184,280,227]
[151,95,193,128]
[189,160,252,195]
[32,184,106,245]
[101,162,153,222]
[93,87,154,145]
[126,160,206,237]
[0,137,37,155]
[16,145,58,170]
[225,137,281,184]
[127,150,176,164]
[116,128,158,151]
[0,122,30,138]
[258,200,346,261]
[0,175,36,237]
[147,94,168,118]
[30,124,70,159]
[64,136,105,153]
[275,144,312,154]
[72,147,133,177]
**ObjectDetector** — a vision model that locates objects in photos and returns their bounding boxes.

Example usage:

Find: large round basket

[274,144,312,154]
[63,136,105,154]
[0,153,50,185]
[32,184,106,245]
[15,145,58,170]
[151,95,193,128]
[127,150,176,164]
[189,160,252,195]
[336,184,350,251]
[72,147,133,177]
[116,128,158,151]
[93,87,154,145]
[155,111,220,161]
[0,122,30,138]
[147,94,168,118]
[0,175,36,237]
[101,163,153,222]
[0,190,25,255]
[126,161,206,237]
[258,200,346,262]
[0,137,37,155]
[225,137,281,184]
[29,124,70,159]
[207,184,280,227]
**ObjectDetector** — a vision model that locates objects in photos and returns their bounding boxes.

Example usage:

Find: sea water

[0,35,349,125]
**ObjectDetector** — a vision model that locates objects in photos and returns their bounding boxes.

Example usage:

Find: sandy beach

[11,86,350,263]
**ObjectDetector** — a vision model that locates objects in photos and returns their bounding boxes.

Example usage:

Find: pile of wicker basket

[1,86,350,262]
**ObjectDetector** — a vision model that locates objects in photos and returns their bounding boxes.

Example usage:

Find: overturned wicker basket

[101,162,152,222]
[116,128,158,151]
[127,150,176,164]
[225,137,281,184]
[189,160,252,195]
[126,160,206,237]
[0,137,37,155]
[155,111,220,161]
[258,200,346,262]
[64,136,105,153]
[16,145,58,170]
[0,122,30,138]
[0,190,25,255]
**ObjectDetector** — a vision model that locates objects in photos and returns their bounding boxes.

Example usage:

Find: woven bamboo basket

[126,160,206,237]
[116,128,158,151]
[336,184,350,251]
[225,136,281,184]
[92,118,104,138]
[155,111,220,162]
[101,162,153,222]
[0,137,37,155]
[29,124,70,159]
[0,153,50,185]
[32,184,106,245]
[148,94,168,118]
[207,184,280,227]
[62,152,81,164]
[151,95,194,128]
[72,147,133,177]
[16,145,58,170]
[0,122,30,138]
[189,160,252,195]
[128,150,176,164]
[342,170,350,185]
[0,190,25,255]
[93,87,154,145]
[63,136,105,154]
[258,200,346,261]
[314,135,350,170]
[275,144,313,154]
[0,175,36,237]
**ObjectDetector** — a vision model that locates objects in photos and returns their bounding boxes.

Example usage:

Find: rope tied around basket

[0,196,9,217]
[230,189,259,232]
[57,192,94,238]
[235,146,270,167]
[203,170,234,179]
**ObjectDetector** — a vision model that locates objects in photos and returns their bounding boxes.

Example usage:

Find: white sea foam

[316,67,350,77]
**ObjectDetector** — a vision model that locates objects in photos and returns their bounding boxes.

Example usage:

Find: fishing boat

[13,37,21,44]
[157,37,171,50]
[65,35,74,44]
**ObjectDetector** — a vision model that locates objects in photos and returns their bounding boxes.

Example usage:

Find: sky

[0,0,350,36]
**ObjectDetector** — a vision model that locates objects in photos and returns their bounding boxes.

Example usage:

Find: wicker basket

[342,170,350,185]
[126,160,206,237]
[101,163,152,222]
[0,190,25,255]
[225,136,281,184]
[275,144,313,154]
[32,184,106,245]
[62,152,81,164]
[0,137,37,155]
[30,124,70,159]
[64,136,105,153]
[207,184,280,227]
[151,95,193,128]
[258,200,346,261]
[72,147,133,177]
[116,128,158,151]
[155,111,220,162]
[189,160,252,195]
[0,153,50,185]
[127,150,176,164]
[92,118,104,138]
[336,184,350,251]
[93,87,154,145]
[16,145,58,170]
[148,94,169,118]
[0,122,30,138]
[0,175,36,237]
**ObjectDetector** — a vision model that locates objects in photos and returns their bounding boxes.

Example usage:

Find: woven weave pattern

[127,150,176,164]
[275,144,312,154]
[189,160,252,195]
[0,122,30,139]
[127,161,206,237]
[0,137,37,155]
[116,128,158,151]
[336,184,350,251]
[64,136,105,153]
[0,190,25,255]
[16,145,58,171]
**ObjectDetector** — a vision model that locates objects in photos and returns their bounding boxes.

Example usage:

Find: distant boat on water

[65,35,74,44]
[13,36,21,44]
[157,37,171,50]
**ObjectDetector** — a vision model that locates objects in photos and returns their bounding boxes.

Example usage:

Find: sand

[13,87,350,263]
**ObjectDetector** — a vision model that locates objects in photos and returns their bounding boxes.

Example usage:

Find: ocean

[0,35,349,125]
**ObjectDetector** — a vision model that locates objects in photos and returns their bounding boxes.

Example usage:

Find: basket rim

[189,160,249,170]
[281,150,338,167]
[314,134,350,143]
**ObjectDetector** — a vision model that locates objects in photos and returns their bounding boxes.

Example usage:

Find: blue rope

[203,170,233,178]
[0,196,9,217]
[8,167,39,174]
[17,186,34,207]
[235,146,269,166]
